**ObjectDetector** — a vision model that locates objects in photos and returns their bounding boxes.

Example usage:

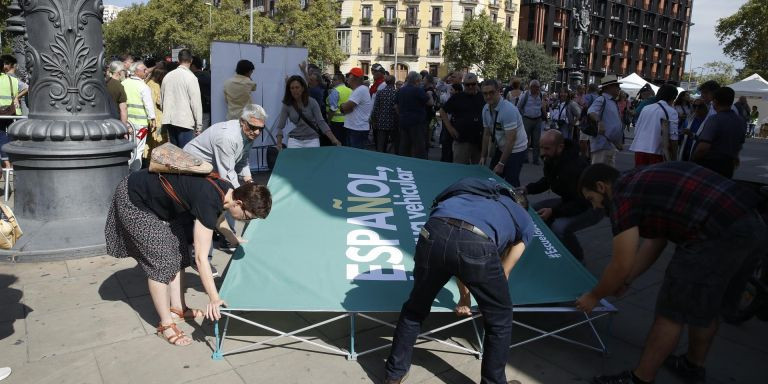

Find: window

[505,15,512,31]
[405,33,418,56]
[337,30,350,54]
[406,6,418,24]
[464,8,473,21]
[384,32,394,54]
[432,7,442,27]
[361,5,372,20]
[491,12,497,23]
[360,62,370,76]
[385,6,395,21]
[429,64,439,77]
[360,31,371,54]
[429,33,441,55]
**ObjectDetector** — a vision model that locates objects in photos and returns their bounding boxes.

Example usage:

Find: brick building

[518,0,693,87]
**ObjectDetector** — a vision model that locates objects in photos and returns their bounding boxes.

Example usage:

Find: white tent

[619,73,658,99]
[728,74,768,125]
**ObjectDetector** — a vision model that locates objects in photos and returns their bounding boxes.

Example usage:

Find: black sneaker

[664,355,706,383]
[592,371,650,384]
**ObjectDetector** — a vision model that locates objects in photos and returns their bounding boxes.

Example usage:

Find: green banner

[220,147,597,312]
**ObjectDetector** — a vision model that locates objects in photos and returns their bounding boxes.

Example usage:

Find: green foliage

[103,0,345,65]
[443,13,517,80]
[700,61,737,86]
[715,0,768,80]
[515,40,558,85]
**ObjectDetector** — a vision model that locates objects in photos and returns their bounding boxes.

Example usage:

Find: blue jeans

[346,129,368,149]
[490,149,526,187]
[533,198,604,261]
[166,124,196,149]
[385,218,513,384]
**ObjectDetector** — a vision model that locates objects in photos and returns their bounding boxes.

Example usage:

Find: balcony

[488,0,501,9]
[361,17,372,26]
[430,19,442,27]
[338,17,352,27]
[358,48,372,56]
[402,49,419,58]
[403,19,421,29]
[505,0,517,12]
[428,48,441,56]
[379,48,395,56]
[378,18,398,28]
[460,0,479,3]
[449,20,463,30]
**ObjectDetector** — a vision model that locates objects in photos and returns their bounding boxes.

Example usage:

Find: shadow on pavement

[0,274,32,341]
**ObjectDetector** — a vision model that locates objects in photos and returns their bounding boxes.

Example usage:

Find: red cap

[347,67,364,77]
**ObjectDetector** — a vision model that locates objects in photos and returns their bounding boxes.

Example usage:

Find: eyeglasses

[246,122,265,133]
[463,82,478,86]
[242,210,256,221]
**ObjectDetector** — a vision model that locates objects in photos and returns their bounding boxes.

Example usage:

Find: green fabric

[220,147,597,312]
[327,84,351,123]
[122,78,148,126]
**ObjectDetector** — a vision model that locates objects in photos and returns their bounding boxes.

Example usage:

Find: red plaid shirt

[610,162,760,243]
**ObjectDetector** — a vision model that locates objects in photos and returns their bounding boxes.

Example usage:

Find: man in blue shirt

[384,178,534,384]
[516,80,548,165]
[587,75,624,166]
[692,87,746,178]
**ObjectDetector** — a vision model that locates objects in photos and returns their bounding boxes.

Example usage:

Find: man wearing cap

[340,67,373,149]
[370,63,387,97]
[587,75,624,166]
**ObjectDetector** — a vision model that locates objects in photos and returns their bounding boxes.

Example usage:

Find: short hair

[240,103,268,121]
[529,80,541,88]
[481,79,500,90]
[463,73,478,83]
[108,60,124,75]
[128,61,145,73]
[333,73,346,83]
[150,68,167,84]
[405,71,421,85]
[587,83,599,93]
[656,84,679,103]
[144,57,157,68]
[578,164,620,192]
[235,60,255,76]
[232,183,272,220]
[698,80,720,94]
[541,129,563,146]
[177,49,193,64]
[713,86,735,107]
[1,54,17,66]
[282,75,309,107]
[191,56,204,70]
[423,74,435,85]
[385,75,395,85]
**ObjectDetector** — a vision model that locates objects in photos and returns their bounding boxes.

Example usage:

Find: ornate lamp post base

[0,1,133,262]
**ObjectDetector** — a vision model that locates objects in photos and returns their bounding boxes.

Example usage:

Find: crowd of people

[35,48,759,384]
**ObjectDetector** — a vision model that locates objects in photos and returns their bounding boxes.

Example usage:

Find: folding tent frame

[212,300,616,361]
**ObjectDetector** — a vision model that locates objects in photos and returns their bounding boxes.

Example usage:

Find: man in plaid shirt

[575,162,767,384]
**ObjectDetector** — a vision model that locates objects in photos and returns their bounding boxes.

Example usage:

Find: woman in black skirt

[105,169,271,346]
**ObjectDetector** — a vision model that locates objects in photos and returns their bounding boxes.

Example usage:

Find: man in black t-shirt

[692,87,746,178]
[440,73,485,164]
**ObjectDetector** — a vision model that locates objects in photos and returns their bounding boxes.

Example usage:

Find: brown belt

[438,217,489,240]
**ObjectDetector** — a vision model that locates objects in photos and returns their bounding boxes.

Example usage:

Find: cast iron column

[1,0,133,261]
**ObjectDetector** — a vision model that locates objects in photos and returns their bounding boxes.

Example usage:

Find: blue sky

[105,0,747,70]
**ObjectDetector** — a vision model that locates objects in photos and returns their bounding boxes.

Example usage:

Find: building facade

[335,0,521,80]
[102,4,124,23]
[518,0,692,87]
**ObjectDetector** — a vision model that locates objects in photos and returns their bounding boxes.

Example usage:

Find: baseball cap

[371,63,385,73]
[347,67,364,77]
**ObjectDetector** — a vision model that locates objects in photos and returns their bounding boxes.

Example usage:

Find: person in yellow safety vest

[326,73,351,146]
[0,54,29,169]
[122,61,156,171]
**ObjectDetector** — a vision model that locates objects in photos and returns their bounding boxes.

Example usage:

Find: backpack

[431,177,528,211]
[579,95,601,136]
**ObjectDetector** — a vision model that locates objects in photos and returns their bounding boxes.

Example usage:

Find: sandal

[156,322,191,346]
[170,306,204,322]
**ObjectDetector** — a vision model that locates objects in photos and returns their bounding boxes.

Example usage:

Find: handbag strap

[0,203,17,224]
[292,103,322,135]
[7,75,14,99]
[158,174,226,212]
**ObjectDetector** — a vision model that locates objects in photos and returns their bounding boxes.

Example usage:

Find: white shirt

[482,98,527,152]
[630,100,679,155]
[550,101,569,123]
[344,85,372,131]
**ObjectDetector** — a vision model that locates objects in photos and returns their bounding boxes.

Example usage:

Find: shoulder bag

[0,76,17,116]
[0,202,22,249]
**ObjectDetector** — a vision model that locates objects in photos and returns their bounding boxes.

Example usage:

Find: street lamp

[204,1,212,27]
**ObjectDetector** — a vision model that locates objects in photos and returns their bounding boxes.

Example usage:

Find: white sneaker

[0,367,11,381]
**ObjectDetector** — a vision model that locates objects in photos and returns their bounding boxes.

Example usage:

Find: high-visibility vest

[0,74,21,115]
[327,84,352,123]
[122,77,149,127]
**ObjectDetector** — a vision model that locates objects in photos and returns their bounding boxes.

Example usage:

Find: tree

[104,0,248,59]
[515,40,558,85]
[699,61,737,86]
[267,0,346,65]
[715,0,768,80]
[443,13,517,80]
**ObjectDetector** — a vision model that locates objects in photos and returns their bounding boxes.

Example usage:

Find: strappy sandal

[170,306,204,322]
[156,322,191,346]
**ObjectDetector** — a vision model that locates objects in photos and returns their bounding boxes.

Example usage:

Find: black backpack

[431,177,528,210]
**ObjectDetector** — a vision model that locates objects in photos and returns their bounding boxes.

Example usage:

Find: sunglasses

[246,122,265,132]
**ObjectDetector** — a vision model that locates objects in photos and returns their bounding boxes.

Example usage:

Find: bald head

[539,129,565,161]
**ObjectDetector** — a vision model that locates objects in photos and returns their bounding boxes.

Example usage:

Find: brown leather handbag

[148,142,213,175]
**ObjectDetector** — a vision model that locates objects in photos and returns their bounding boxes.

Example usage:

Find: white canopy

[619,73,658,98]
[728,74,768,98]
